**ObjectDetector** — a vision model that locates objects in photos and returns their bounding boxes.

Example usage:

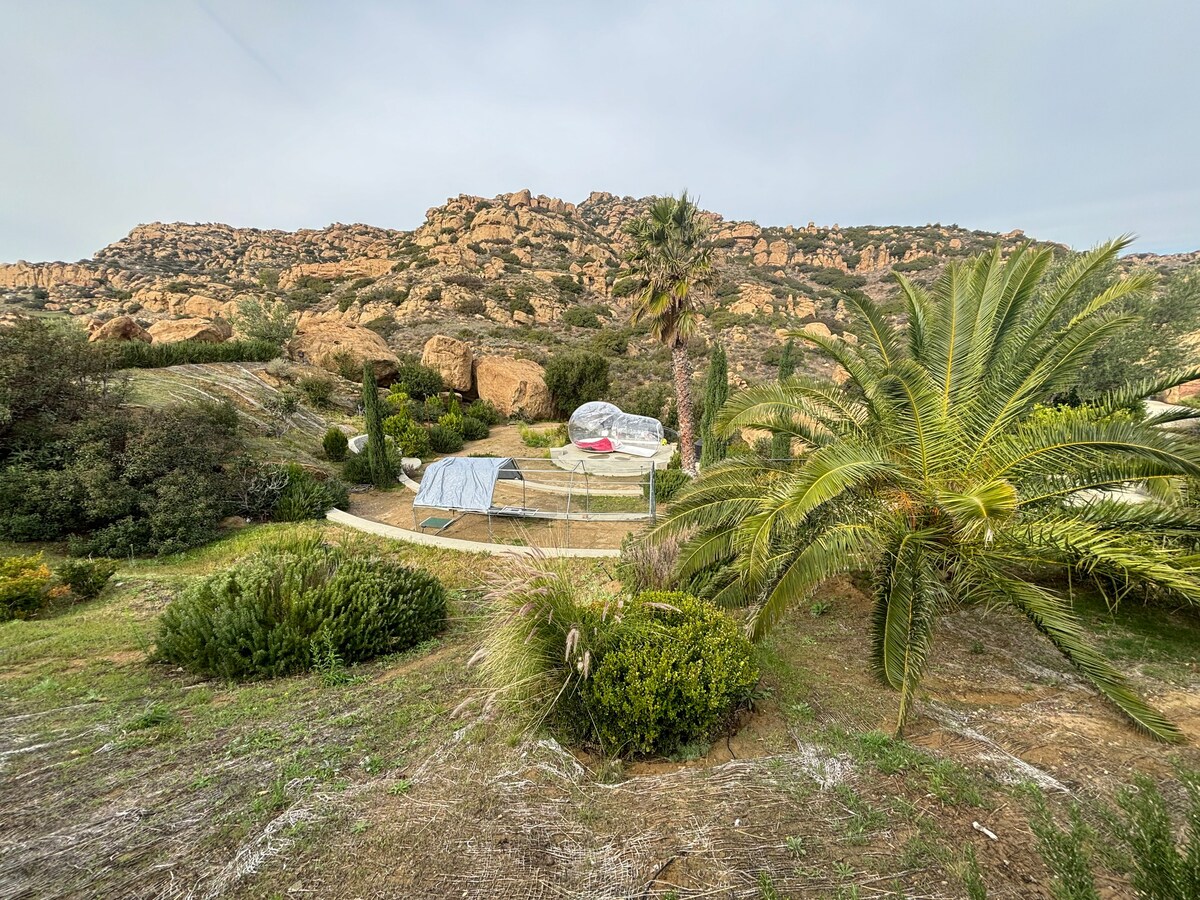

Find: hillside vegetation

[5,190,1198,395]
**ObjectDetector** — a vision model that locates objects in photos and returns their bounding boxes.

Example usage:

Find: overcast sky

[2,1,1197,263]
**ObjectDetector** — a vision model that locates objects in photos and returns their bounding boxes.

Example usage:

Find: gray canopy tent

[411,456,533,535]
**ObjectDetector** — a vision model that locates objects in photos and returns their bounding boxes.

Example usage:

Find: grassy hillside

[2,522,1197,898]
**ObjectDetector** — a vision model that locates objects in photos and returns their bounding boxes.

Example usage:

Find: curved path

[326,508,620,558]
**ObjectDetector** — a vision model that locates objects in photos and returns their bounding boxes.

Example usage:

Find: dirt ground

[1,524,1198,899]
[348,424,653,551]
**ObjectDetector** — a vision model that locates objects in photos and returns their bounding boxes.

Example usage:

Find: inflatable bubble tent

[567,401,664,455]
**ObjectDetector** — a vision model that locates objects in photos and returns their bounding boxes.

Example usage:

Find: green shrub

[342,450,374,484]
[444,273,484,290]
[466,399,502,426]
[476,559,756,759]
[455,296,486,316]
[342,441,405,482]
[294,276,333,294]
[230,298,296,347]
[155,540,446,679]
[544,350,610,416]
[420,395,446,422]
[562,306,601,329]
[97,339,280,369]
[582,592,758,756]
[428,424,464,454]
[328,350,361,382]
[552,274,583,296]
[323,427,349,462]
[298,375,334,408]
[228,458,290,519]
[438,411,466,436]
[382,416,432,459]
[271,465,348,521]
[1114,772,1200,898]
[611,277,640,298]
[0,554,56,620]
[65,401,243,558]
[625,384,669,420]
[589,330,628,357]
[392,361,444,399]
[644,468,690,504]
[1030,799,1099,900]
[808,268,867,291]
[506,284,536,316]
[55,557,118,601]
[460,415,489,442]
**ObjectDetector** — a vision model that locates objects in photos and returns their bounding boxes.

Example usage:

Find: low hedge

[428,424,464,454]
[155,539,446,679]
[98,339,280,369]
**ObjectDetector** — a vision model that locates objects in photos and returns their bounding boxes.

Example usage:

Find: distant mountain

[2,190,1196,391]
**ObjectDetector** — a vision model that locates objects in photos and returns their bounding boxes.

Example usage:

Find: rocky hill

[3,190,1197,394]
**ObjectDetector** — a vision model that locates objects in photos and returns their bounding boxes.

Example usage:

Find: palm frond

[749,523,879,640]
[960,560,1183,741]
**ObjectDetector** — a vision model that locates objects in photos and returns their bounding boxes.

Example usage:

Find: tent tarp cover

[412,456,522,512]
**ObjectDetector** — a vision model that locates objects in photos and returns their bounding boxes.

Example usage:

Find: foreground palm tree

[656,238,1200,740]
[623,193,715,474]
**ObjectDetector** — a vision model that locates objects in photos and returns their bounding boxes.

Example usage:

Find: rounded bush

[341,450,374,484]
[437,412,466,436]
[323,427,349,462]
[582,591,758,756]
[428,424,464,454]
[392,362,444,400]
[466,399,502,426]
[298,375,334,408]
[383,415,432,459]
[0,553,56,620]
[459,415,489,442]
[155,540,447,679]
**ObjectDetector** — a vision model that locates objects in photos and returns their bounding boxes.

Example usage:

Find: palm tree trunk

[671,343,697,475]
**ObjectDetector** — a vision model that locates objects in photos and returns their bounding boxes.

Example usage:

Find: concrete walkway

[326,508,621,558]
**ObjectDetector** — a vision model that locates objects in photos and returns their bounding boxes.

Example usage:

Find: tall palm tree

[623,193,715,474]
[655,238,1200,741]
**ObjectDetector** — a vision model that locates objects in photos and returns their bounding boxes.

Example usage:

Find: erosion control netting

[568,402,664,456]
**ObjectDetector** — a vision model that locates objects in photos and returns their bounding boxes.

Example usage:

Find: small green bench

[417,515,457,535]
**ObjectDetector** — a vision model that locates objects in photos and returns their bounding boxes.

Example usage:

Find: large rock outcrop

[87,316,151,343]
[147,317,233,344]
[473,356,554,420]
[289,315,399,381]
[421,334,474,392]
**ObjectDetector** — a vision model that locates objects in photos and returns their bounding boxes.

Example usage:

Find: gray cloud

[1,0,1196,262]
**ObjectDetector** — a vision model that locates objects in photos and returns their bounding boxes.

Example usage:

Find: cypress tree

[771,338,796,461]
[699,343,729,468]
[361,364,391,488]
